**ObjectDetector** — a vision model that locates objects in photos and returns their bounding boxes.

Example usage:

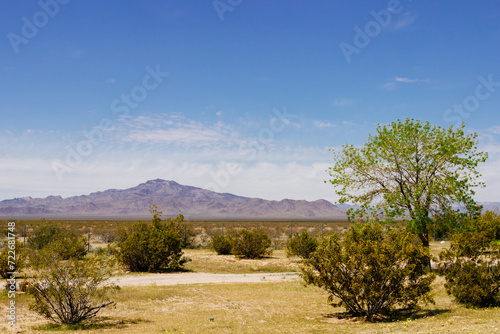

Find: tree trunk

[418,232,429,248]
[418,231,432,271]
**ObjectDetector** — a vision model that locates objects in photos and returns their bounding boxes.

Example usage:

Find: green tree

[302,223,435,318]
[327,118,487,248]
[117,205,187,272]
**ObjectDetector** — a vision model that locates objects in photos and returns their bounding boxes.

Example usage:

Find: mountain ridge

[0,179,347,220]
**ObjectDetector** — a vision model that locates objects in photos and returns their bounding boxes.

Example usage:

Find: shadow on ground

[32,317,151,331]
[322,308,451,323]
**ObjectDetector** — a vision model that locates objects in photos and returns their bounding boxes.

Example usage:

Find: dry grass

[182,249,301,274]
[2,222,500,333]
[2,277,500,333]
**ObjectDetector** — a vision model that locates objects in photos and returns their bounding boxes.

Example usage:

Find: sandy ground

[111,272,300,287]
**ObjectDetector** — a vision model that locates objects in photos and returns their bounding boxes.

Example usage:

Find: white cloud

[391,12,417,30]
[114,114,239,148]
[216,110,223,116]
[123,128,227,147]
[394,76,429,83]
[380,82,397,91]
[381,77,429,90]
[314,120,336,129]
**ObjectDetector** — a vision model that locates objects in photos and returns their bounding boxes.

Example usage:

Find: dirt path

[112,272,300,287]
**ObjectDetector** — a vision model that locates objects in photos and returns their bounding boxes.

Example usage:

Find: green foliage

[480,208,500,240]
[327,118,487,247]
[438,211,500,307]
[302,223,435,318]
[0,240,25,278]
[93,244,117,258]
[29,253,117,325]
[211,233,233,255]
[117,206,186,272]
[28,225,64,250]
[286,231,318,259]
[28,225,88,260]
[231,229,272,259]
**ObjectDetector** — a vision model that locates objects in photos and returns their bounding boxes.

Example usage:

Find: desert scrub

[29,252,117,325]
[27,225,88,260]
[286,231,318,259]
[231,229,272,259]
[117,205,187,272]
[302,223,435,318]
[210,233,233,255]
[438,210,500,307]
[0,239,25,278]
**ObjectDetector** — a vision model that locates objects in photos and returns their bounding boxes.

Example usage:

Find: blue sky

[1,0,500,203]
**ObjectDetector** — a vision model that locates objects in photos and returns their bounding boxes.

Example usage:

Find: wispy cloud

[391,12,417,31]
[380,82,397,91]
[313,120,336,129]
[342,121,357,126]
[115,114,239,148]
[381,76,430,90]
[394,76,429,83]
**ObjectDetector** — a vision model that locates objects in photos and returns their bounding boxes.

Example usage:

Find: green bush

[28,225,64,250]
[117,207,187,272]
[231,229,272,259]
[211,233,233,255]
[302,223,435,318]
[29,253,117,325]
[438,211,500,307]
[481,208,500,240]
[286,231,318,259]
[0,240,25,278]
[28,225,88,260]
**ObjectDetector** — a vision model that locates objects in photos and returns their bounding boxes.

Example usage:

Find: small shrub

[0,240,25,278]
[438,211,500,307]
[117,206,187,272]
[96,230,117,243]
[302,223,435,318]
[29,253,117,325]
[286,231,318,259]
[28,225,88,260]
[211,233,233,255]
[27,225,65,250]
[232,229,272,259]
[481,208,500,240]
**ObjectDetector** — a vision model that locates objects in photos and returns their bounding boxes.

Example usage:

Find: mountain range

[0,179,347,220]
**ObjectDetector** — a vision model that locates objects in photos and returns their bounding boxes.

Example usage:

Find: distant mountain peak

[0,180,347,220]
